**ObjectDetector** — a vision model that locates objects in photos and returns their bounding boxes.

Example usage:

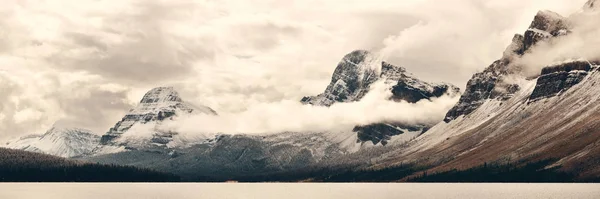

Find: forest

[232,159,600,182]
[0,148,180,182]
[3,146,598,182]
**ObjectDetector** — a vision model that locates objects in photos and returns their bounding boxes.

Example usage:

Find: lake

[1,183,599,199]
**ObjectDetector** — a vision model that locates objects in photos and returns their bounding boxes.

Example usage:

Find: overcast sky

[0,0,589,140]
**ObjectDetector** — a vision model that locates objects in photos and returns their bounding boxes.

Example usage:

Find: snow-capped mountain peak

[301,50,459,106]
[523,10,570,51]
[130,87,216,116]
[5,127,100,158]
[100,86,217,147]
[444,9,572,122]
[300,50,382,106]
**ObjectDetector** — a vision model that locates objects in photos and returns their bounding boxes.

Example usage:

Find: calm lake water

[1,183,599,199]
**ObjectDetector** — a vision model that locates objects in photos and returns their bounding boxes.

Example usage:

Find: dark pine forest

[0,148,179,182]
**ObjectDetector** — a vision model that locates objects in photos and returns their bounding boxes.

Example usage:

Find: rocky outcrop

[391,81,455,103]
[523,11,570,51]
[303,50,460,145]
[529,61,595,101]
[444,10,570,122]
[353,123,427,146]
[353,124,403,146]
[443,59,520,122]
[100,87,216,146]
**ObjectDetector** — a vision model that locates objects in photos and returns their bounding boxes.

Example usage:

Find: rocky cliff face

[302,50,460,145]
[529,61,596,101]
[523,11,570,51]
[302,50,458,106]
[5,127,100,158]
[353,123,428,146]
[443,59,521,122]
[444,10,571,122]
[100,87,216,146]
[301,50,380,106]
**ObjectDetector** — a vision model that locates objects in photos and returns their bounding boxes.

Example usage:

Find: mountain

[301,50,459,106]
[100,87,217,148]
[366,4,600,181]
[303,50,460,145]
[4,127,100,158]
[444,9,571,122]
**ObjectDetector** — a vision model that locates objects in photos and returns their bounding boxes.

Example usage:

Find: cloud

[515,9,600,76]
[378,0,588,85]
[0,68,133,139]
[157,80,459,136]
[0,0,590,141]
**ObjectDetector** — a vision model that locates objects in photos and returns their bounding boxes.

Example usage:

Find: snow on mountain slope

[373,6,600,179]
[100,87,217,148]
[444,9,570,122]
[381,62,600,177]
[5,127,100,158]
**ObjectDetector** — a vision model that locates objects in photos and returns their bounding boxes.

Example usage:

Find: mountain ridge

[443,9,571,122]
[5,127,100,158]
[368,4,600,181]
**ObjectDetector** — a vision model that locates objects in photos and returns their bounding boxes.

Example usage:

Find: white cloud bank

[0,0,590,140]
[158,81,460,136]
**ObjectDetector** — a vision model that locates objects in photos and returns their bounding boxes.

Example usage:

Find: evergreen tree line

[231,159,600,182]
[4,146,598,182]
[230,163,421,182]
[406,159,600,182]
[0,148,180,182]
